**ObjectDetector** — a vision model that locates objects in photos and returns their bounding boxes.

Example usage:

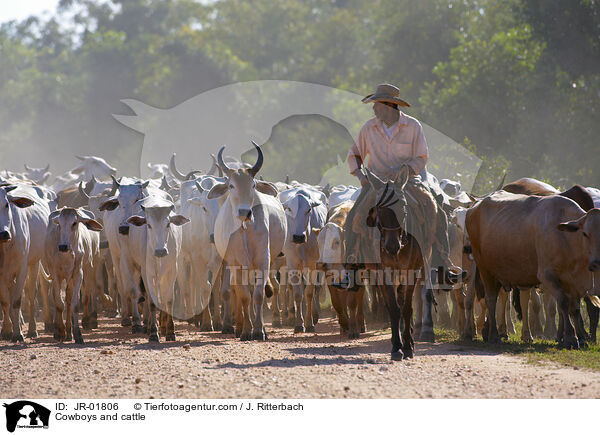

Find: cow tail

[474,267,485,301]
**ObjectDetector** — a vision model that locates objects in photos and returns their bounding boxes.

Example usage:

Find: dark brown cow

[466,190,600,349]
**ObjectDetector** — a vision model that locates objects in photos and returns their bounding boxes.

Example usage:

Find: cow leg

[303,272,316,333]
[454,286,466,337]
[289,267,305,333]
[237,285,253,341]
[251,270,268,341]
[413,286,423,337]
[231,285,244,338]
[328,285,349,333]
[38,265,54,332]
[24,264,39,338]
[71,270,84,344]
[380,283,402,360]
[571,299,589,346]
[529,289,544,338]
[543,292,558,339]
[357,285,366,333]
[219,266,234,334]
[436,290,451,328]
[542,272,578,349]
[478,268,500,343]
[312,281,321,326]
[9,264,28,343]
[585,297,599,344]
[462,271,476,340]
[519,288,533,343]
[270,269,282,327]
[496,289,509,339]
[1,287,13,340]
[103,252,118,317]
[51,278,66,342]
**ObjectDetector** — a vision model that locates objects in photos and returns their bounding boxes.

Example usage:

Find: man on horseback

[344,83,461,289]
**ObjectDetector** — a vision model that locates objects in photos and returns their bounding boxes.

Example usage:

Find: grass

[433,326,600,372]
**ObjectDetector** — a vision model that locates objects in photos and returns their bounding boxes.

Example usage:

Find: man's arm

[347,127,369,186]
[405,120,428,175]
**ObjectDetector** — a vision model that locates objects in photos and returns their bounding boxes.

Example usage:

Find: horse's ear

[366,207,377,227]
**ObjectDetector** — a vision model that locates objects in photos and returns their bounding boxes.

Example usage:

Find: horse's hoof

[90,320,98,329]
[240,332,252,341]
[252,330,267,341]
[419,330,435,343]
[66,332,72,341]
[74,335,84,344]
[131,324,144,334]
[11,333,24,343]
[360,326,366,333]
[391,350,404,361]
[305,325,315,333]
[166,334,176,342]
[348,332,360,339]
[235,329,241,338]
[121,317,132,327]
[149,334,159,342]
[27,330,38,339]
[402,347,414,359]
[199,324,214,332]
[221,326,235,335]
[294,325,305,334]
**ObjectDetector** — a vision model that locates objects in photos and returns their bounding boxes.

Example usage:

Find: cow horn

[78,181,89,200]
[84,175,96,195]
[75,155,86,161]
[248,141,263,178]
[169,154,187,181]
[217,146,234,177]
[24,164,30,171]
[44,163,50,172]
[207,154,217,176]
[160,176,171,191]
[285,174,290,184]
[194,180,204,193]
[109,175,120,195]
[496,172,507,191]
[185,170,202,180]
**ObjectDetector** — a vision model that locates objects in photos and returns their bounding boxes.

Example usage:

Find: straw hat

[361,83,410,107]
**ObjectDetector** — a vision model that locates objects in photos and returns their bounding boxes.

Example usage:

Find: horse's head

[364,166,409,256]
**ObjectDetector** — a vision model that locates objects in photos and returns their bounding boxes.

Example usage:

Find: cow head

[365,167,409,256]
[208,142,276,226]
[187,177,223,243]
[49,207,103,252]
[24,164,50,184]
[71,155,117,181]
[558,208,600,272]
[282,191,321,244]
[0,186,35,242]
[127,201,189,257]
[99,177,149,235]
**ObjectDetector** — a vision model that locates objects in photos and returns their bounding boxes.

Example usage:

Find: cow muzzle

[0,230,11,241]
[237,208,252,220]
[154,248,168,258]
[292,234,306,244]
[119,225,130,235]
[58,244,70,252]
[589,260,600,272]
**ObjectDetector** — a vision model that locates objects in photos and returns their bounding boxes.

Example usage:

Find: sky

[0,0,60,24]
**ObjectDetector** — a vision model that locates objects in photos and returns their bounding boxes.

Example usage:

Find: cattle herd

[1,148,599,361]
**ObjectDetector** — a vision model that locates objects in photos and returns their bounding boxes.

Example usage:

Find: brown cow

[466,190,600,348]
[315,200,366,338]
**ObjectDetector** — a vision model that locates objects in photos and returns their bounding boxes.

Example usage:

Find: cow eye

[229,184,234,189]
[147,224,152,229]
[202,206,207,212]
[4,204,8,208]
[583,231,589,238]
[72,222,77,227]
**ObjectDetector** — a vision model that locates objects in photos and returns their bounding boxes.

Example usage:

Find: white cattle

[327,185,360,211]
[208,144,286,341]
[127,196,189,341]
[52,155,117,192]
[280,187,327,332]
[0,184,51,342]
[176,175,223,330]
[23,164,51,185]
[44,208,103,343]
[99,177,153,332]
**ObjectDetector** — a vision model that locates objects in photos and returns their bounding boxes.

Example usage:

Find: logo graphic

[3,401,50,432]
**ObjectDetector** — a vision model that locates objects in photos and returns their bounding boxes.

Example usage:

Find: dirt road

[1,315,599,399]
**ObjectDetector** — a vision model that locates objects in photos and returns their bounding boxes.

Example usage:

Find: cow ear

[557,219,583,232]
[255,181,278,197]
[169,215,190,226]
[366,207,377,227]
[141,180,150,189]
[81,218,103,232]
[207,183,228,199]
[8,196,34,208]
[99,197,118,211]
[126,215,146,226]
[3,185,18,193]
[49,209,61,222]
